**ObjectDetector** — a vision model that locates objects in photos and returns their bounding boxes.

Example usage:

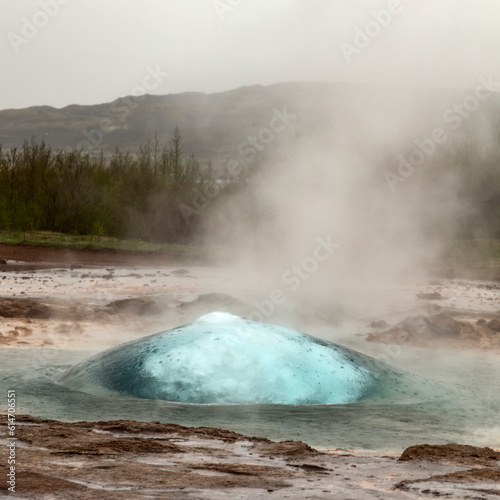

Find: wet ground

[0,244,499,498]
[0,415,499,499]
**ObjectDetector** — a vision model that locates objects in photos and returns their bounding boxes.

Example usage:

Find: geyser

[59,312,435,404]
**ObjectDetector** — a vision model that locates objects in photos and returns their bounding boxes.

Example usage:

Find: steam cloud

[203,82,499,320]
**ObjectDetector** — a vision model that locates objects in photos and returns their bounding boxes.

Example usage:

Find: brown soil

[399,444,500,467]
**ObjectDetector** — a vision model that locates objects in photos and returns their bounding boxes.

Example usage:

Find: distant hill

[1,82,499,162]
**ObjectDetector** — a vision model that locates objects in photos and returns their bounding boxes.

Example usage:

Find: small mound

[0,298,53,319]
[59,313,439,405]
[399,444,500,466]
[106,298,160,316]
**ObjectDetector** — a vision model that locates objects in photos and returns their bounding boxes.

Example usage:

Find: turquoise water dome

[59,312,432,405]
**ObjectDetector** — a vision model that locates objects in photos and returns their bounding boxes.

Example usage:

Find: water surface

[2,347,498,451]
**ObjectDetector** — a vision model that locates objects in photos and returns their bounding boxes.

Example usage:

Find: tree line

[0,127,499,246]
[0,129,221,243]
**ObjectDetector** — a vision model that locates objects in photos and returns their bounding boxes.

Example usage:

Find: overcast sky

[1,0,499,110]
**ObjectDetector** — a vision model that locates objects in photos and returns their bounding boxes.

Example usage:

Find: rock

[1,415,325,496]
[0,259,7,265]
[425,468,500,483]
[426,312,462,337]
[172,268,189,275]
[106,298,160,316]
[399,444,500,466]
[0,299,53,319]
[425,303,442,314]
[26,305,53,319]
[487,319,500,332]
[416,292,443,300]
[476,318,487,326]
[365,312,475,346]
[256,440,317,456]
[370,320,389,329]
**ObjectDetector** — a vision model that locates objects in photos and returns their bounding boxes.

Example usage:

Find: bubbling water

[58,312,440,405]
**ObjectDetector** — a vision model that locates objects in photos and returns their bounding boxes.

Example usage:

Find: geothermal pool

[0,263,499,451]
[58,312,445,405]
[1,320,498,451]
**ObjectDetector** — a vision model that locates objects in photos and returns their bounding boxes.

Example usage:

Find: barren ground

[1,416,499,499]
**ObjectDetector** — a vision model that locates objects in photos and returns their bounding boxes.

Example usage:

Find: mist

[203,81,499,325]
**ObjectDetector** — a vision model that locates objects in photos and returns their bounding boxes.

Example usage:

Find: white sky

[1,0,499,110]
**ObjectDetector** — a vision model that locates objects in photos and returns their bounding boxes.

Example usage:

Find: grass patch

[0,231,207,258]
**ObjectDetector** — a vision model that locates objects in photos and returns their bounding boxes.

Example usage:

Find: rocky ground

[365,308,500,350]
[0,244,499,498]
[0,415,499,499]
[0,243,232,350]
[362,278,500,351]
